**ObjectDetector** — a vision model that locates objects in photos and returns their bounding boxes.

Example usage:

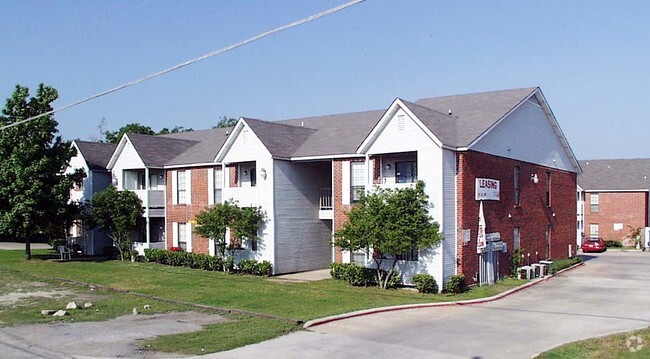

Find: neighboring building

[67,140,116,255]
[577,159,650,247]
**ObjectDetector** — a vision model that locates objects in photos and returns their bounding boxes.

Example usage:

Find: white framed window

[350,161,365,203]
[214,168,223,204]
[590,223,599,238]
[177,171,186,204]
[590,193,599,213]
[178,223,187,251]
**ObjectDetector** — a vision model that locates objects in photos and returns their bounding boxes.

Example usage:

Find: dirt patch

[1,311,228,358]
[0,290,73,306]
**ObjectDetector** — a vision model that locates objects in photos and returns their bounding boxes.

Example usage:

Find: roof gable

[73,140,116,171]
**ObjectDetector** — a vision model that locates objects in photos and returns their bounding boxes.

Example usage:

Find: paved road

[209,251,650,359]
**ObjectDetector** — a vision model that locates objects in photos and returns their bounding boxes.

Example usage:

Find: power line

[0,0,365,131]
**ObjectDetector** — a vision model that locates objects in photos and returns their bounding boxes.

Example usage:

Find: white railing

[320,188,332,210]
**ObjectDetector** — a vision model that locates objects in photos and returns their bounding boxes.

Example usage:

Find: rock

[53,310,67,317]
[66,302,77,310]
[143,304,151,310]
[132,308,139,315]
[41,310,55,315]
[84,302,93,308]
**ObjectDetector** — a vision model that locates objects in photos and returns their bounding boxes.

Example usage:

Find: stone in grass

[143,304,151,310]
[53,310,68,317]
[132,308,139,315]
[41,310,56,315]
[66,302,77,310]
[84,302,93,308]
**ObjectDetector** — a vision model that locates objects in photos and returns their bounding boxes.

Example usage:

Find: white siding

[364,106,445,285]
[111,139,146,191]
[273,160,332,274]
[221,122,275,268]
[471,100,574,171]
[442,149,458,283]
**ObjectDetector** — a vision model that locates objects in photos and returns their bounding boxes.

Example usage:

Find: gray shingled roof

[414,87,538,148]
[74,141,116,171]
[160,127,232,166]
[126,133,198,167]
[578,159,650,191]
[278,110,386,157]
[243,118,316,159]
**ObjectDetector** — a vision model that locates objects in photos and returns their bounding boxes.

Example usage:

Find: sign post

[475,178,500,286]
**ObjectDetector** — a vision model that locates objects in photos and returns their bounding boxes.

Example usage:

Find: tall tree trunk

[24,236,32,260]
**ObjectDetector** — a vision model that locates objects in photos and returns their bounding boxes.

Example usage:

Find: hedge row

[144,249,272,276]
[329,262,400,288]
[549,257,582,275]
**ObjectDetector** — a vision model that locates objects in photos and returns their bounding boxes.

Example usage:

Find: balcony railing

[320,188,332,210]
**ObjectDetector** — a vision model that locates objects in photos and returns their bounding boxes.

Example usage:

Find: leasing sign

[475,178,500,201]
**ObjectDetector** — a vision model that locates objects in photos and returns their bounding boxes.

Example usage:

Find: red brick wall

[228,165,238,187]
[332,158,365,263]
[166,167,216,255]
[584,191,648,243]
[457,151,577,284]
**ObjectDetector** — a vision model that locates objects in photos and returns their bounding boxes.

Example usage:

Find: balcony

[319,188,333,219]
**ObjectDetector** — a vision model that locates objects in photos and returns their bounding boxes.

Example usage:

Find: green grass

[550,257,582,274]
[537,327,650,359]
[0,249,525,354]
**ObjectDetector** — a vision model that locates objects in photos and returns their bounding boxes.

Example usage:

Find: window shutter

[172,222,179,247]
[207,168,215,205]
[186,222,193,252]
[341,161,350,205]
[185,170,192,204]
[171,170,178,204]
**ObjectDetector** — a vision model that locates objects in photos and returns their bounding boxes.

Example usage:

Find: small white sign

[486,232,501,242]
[475,178,500,201]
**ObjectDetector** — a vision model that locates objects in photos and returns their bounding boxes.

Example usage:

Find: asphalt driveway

[210,251,650,359]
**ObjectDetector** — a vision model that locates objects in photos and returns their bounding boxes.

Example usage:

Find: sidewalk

[0,242,51,250]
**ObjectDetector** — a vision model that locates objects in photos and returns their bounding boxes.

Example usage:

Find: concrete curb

[304,260,585,329]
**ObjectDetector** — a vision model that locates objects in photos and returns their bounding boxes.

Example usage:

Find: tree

[158,126,193,135]
[194,200,265,271]
[103,123,155,143]
[0,84,84,259]
[86,186,144,261]
[335,181,443,289]
[214,116,238,128]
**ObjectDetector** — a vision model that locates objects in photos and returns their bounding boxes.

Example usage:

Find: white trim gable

[468,88,581,174]
[106,134,144,170]
[214,118,246,163]
[357,99,443,154]
[469,88,581,173]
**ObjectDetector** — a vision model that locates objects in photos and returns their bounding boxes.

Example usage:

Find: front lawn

[0,249,525,354]
[536,327,650,359]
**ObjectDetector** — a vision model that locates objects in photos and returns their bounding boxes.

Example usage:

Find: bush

[605,240,623,248]
[238,259,257,275]
[510,248,524,277]
[329,263,371,286]
[550,257,582,274]
[445,274,465,294]
[254,261,273,276]
[412,274,438,294]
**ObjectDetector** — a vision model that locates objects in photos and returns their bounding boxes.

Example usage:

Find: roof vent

[448,109,452,115]
[225,131,229,136]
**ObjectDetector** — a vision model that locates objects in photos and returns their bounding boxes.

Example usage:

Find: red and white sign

[475,178,500,201]
[477,201,486,251]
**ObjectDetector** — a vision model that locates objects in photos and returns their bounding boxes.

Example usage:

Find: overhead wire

[0,0,364,131]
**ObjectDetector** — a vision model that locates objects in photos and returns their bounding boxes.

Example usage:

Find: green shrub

[329,263,372,286]
[412,273,438,294]
[605,240,623,248]
[254,261,273,276]
[510,248,524,277]
[329,262,346,280]
[550,257,582,274]
[238,259,257,275]
[445,274,465,294]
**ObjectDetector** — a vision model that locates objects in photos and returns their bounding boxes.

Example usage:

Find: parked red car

[582,238,607,253]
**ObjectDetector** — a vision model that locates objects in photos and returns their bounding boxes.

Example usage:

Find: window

[395,161,417,183]
[546,171,551,206]
[590,193,599,213]
[250,168,256,187]
[590,223,599,238]
[513,227,520,250]
[350,161,365,203]
[397,247,419,261]
[214,168,223,204]
[177,171,186,204]
[178,223,187,251]
[514,166,520,206]
[123,169,145,190]
[351,251,366,265]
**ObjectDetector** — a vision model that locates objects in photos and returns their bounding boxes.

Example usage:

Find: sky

[1,0,649,160]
